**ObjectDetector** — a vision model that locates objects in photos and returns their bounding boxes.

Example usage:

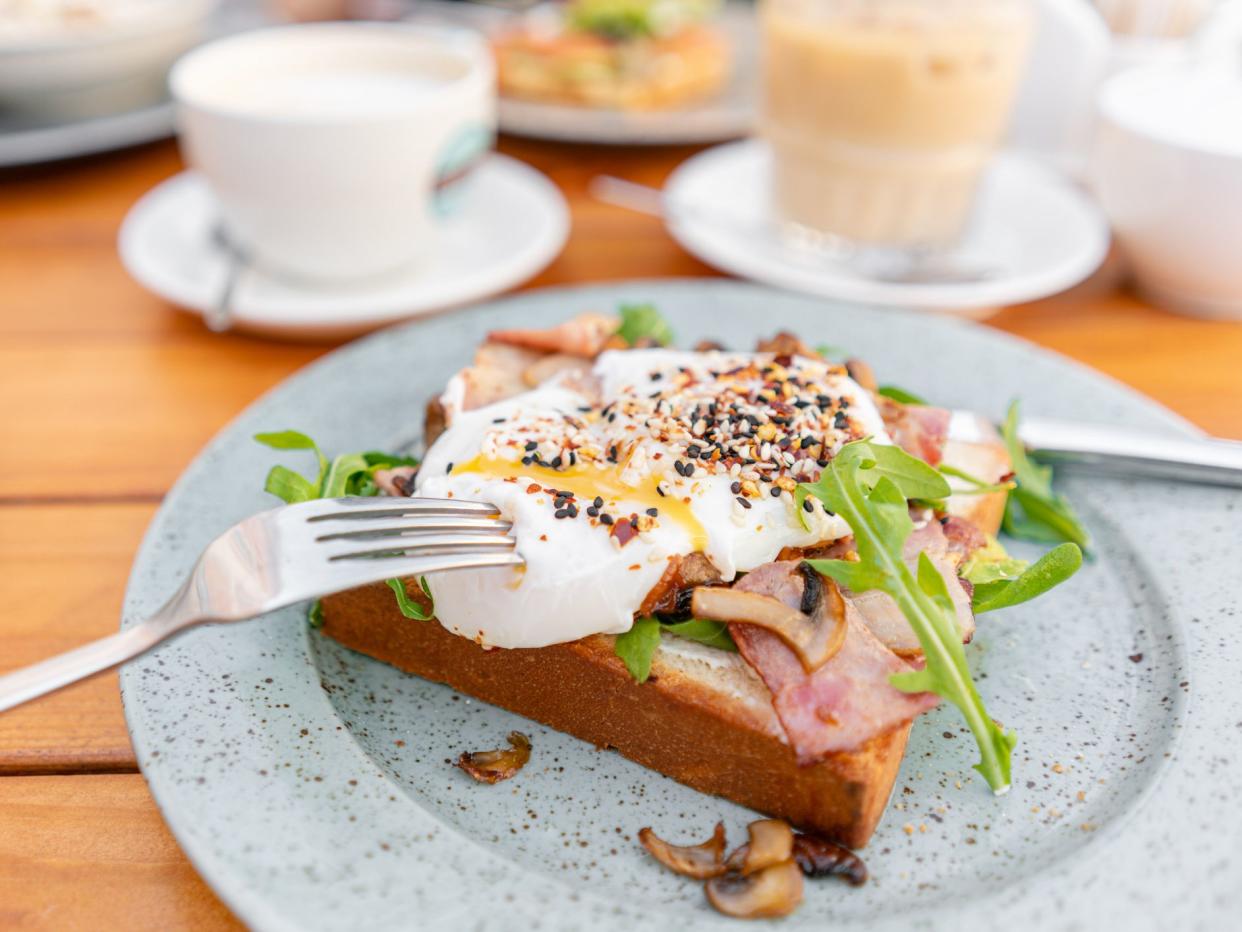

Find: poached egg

[416,349,891,649]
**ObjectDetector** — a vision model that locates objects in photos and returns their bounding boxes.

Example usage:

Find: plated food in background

[492,0,731,111]
[0,0,217,117]
[256,302,1085,881]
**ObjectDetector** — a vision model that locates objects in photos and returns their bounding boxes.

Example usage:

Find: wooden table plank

[0,504,155,773]
[0,773,241,930]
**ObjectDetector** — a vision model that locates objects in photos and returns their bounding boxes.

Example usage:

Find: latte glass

[759,0,1033,250]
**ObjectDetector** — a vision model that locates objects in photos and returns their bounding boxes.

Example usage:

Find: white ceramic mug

[171,23,495,283]
[1093,62,1242,319]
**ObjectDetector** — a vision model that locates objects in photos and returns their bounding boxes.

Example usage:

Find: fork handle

[0,621,173,714]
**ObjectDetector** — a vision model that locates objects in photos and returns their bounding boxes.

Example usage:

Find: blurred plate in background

[405,0,757,146]
[0,0,266,168]
[663,140,1111,315]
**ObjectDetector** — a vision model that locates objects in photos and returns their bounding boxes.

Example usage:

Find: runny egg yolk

[451,455,709,552]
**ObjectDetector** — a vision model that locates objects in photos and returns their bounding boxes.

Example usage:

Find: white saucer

[663,140,1110,314]
[118,155,569,338]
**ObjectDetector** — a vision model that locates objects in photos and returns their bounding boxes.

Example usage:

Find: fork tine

[322,532,517,563]
[301,496,500,523]
[313,515,512,542]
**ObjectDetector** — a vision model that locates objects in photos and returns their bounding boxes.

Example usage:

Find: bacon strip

[877,398,951,466]
[728,563,938,764]
[845,517,978,656]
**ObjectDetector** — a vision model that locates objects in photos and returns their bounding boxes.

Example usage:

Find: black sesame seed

[567,504,579,517]
[730,481,742,494]
[686,447,699,459]
[445,462,453,474]
[586,506,599,517]
[492,417,506,424]
[524,441,538,452]
[736,496,752,509]
[521,456,533,466]
[549,455,563,469]
[656,485,666,498]
[646,507,658,517]
[554,508,570,519]
[770,487,782,498]
[593,496,603,508]
[803,498,814,513]
[601,513,615,525]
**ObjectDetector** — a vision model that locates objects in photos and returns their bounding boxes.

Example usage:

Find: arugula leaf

[257,430,430,622]
[614,616,662,683]
[1000,402,1090,550]
[263,465,318,504]
[321,453,370,499]
[972,543,1082,613]
[362,450,420,468]
[795,441,950,527]
[939,463,1017,497]
[877,385,929,406]
[961,537,1029,585]
[661,618,737,652]
[814,343,848,361]
[307,600,325,629]
[617,303,674,347]
[801,441,1016,793]
[386,577,434,620]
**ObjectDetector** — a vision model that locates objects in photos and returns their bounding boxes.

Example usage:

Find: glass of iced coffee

[759,0,1033,251]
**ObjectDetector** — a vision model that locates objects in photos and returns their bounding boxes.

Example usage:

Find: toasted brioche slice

[320,441,1006,848]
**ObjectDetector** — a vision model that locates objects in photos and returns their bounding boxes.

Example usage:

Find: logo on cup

[433,124,494,216]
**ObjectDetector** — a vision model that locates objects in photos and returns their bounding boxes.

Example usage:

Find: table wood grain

[1,134,1239,930]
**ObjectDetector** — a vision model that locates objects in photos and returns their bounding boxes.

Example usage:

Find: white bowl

[1093,62,1242,318]
[0,0,219,118]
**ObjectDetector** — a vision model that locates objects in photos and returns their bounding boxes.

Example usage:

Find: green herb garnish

[960,536,1029,584]
[971,542,1081,614]
[800,440,1016,794]
[255,430,432,622]
[1000,402,1090,550]
[794,440,951,528]
[661,618,736,652]
[614,616,736,682]
[877,385,929,406]
[614,616,662,683]
[939,463,1017,497]
[386,577,435,621]
[814,343,848,361]
[617,302,674,347]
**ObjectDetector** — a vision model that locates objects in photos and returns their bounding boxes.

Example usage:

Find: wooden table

[1,135,1240,929]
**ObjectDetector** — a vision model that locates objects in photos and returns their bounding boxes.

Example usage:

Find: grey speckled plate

[121,281,1241,932]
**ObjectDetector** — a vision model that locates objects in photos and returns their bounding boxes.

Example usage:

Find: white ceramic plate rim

[119,280,1240,931]
[664,141,1110,311]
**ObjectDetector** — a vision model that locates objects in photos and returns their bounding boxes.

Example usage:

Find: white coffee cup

[1093,62,1242,319]
[170,23,495,283]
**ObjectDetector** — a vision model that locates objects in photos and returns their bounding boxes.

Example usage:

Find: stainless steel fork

[0,497,521,714]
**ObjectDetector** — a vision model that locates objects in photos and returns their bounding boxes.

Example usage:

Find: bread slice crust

[320,444,1008,849]
[321,581,909,848]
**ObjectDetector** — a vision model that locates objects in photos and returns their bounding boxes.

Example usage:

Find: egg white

[415,350,891,649]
